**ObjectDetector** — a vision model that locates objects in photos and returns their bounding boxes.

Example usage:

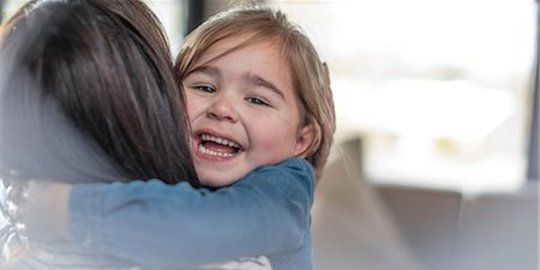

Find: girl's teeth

[200,134,240,148]
[198,144,234,157]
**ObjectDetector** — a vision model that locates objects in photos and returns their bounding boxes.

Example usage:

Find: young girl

[176,4,334,187]
[4,3,335,270]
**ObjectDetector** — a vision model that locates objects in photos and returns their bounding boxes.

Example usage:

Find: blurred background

[1,0,538,269]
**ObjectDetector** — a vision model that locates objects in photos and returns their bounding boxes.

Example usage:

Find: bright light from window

[271,0,536,194]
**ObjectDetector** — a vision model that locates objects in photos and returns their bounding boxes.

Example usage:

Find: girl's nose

[206,95,239,122]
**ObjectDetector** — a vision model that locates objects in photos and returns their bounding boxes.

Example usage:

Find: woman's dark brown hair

[0,0,198,185]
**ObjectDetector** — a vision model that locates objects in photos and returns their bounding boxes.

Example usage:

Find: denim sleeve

[69,158,314,268]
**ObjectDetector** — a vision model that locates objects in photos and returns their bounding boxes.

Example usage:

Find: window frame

[527,0,539,181]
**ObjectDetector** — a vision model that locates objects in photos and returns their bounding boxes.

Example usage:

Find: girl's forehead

[199,33,282,61]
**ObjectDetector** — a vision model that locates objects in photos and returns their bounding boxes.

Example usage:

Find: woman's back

[0,0,197,268]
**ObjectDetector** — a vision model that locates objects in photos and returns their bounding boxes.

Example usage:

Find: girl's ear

[294,123,316,157]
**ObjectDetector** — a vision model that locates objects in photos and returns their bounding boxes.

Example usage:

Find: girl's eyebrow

[187,67,285,100]
[244,72,285,100]
[188,66,221,78]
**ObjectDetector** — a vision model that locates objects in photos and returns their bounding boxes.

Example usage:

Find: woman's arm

[25,158,314,268]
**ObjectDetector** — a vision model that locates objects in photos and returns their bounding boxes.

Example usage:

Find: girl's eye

[246,96,269,106]
[193,85,216,93]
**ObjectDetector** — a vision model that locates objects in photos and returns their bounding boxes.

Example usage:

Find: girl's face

[183,35,314,187]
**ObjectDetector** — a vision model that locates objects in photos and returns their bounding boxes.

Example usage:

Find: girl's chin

[196,169,242,188]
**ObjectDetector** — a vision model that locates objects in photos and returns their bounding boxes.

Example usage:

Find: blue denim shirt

[69,158,315,270]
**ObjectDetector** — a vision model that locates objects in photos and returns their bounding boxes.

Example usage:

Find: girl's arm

[24,158,314,268]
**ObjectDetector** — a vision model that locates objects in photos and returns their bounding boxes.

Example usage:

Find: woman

[0,0,198,267]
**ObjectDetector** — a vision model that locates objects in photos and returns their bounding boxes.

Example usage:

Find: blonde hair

[175,5,331,166]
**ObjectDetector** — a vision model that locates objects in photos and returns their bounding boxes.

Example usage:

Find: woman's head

[176,5,331,186]
[0,0,198,185]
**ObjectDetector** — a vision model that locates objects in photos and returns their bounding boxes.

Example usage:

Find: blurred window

[269,0,537,194]
[2,0,536,194]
